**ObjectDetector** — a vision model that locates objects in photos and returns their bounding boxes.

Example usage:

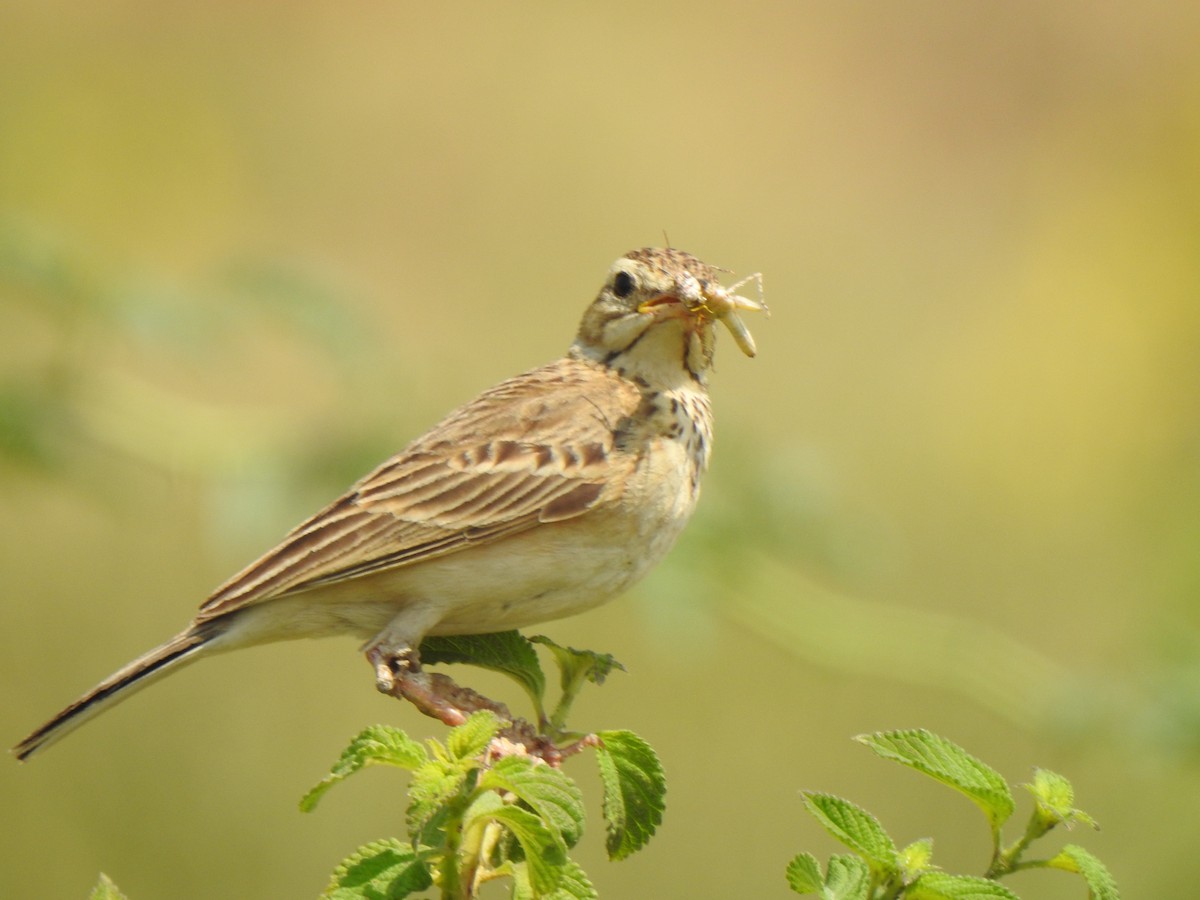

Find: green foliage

[479,756,586,848]
[788,730,1118,900]
[1047,846,1120,900]
[855,730,1013,840]
[510,857,598,900]
[323,839,434,899]
[801,794,897,874]
[304,633,666,898]
[786,853,871,900]
[301,724,429,812]
[593,730,666,861]
[530,636,625,734]
[905,873,1019,899]
[85,636,1119,900]
[1025,768,1097,832]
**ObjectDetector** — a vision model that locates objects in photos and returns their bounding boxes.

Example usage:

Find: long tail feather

[13,628,214,761]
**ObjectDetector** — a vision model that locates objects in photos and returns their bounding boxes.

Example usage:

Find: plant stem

[987,809,1051,878]
[457,816,492,899]
[548,671,587,734]
[440,807,467,899]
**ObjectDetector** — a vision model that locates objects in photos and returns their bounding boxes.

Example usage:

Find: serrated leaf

[511,856,598,900]
[420,631,546,712]
[530,635,624,689]
[595,730,666,860]
[900,838,935,877]
[1028,767,1073,811]
[823,854,872,900]
[1048,844,1120,900]
[480,754,586,847]
[857,730,1015,834]
[322,838,433,899]
[488,803,567,895]
[801,793,898,871]
[1026,769,1098,831]
[786,853,870,899]
[548,858,598,900]
[90,874,128,900]
[301,725,428,812]
[446,710,502,761]
[907,872,1019,900]
[786,852,824,893]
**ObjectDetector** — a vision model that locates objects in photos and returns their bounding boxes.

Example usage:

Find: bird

[13,247,766,760]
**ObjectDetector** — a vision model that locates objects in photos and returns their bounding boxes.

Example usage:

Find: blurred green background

[4,3,1200,897]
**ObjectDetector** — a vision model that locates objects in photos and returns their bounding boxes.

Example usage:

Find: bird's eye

[612,270,636,298]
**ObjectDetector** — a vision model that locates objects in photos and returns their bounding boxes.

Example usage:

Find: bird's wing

[197,357,639,618]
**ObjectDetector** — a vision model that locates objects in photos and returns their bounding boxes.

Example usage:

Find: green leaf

[461,787,506,842]
[488,803,567,895]
[446,710,502,761]
[1047,844,1120,900]
[800,793,898,871]
[420,631,546,713]
[90,873,129,900]
[406,760,469,843]
[785,854,870,900]
[531,635,625,733]
[786,852,824,893]
[301,726,428,812]
[900,838,935,878]
[480,754,586,847]
[857,730,1015,835]
[322,838,433,899]
[823,854,872,900]
[511,856,598,900]
[907,872,1019,900]
[544,858,598,900]
[594,730,666,860]
[530,635,624,689]
[1026,769,1098,831]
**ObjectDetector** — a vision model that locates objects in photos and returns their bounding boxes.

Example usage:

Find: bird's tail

[12,626,215,761]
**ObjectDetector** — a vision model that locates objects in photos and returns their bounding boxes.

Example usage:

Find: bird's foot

[367,644,414,694]
[371,647,511,728]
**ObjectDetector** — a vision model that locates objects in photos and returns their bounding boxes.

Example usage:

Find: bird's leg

[364,636,514,728]
[363,608,444,693]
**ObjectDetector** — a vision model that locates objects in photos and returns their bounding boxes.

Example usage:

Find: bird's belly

[414,506,687,634]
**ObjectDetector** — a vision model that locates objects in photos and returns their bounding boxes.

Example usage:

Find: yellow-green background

[4,3,1199,897]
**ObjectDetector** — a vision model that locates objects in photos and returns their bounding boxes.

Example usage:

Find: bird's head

[573,247,767,386]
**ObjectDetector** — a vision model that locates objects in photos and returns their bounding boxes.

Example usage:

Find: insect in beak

[699,273,768,358]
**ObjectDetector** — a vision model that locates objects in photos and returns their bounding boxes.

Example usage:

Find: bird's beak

[637,294,682,314]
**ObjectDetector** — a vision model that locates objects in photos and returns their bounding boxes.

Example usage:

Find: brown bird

[13,247,766,760]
